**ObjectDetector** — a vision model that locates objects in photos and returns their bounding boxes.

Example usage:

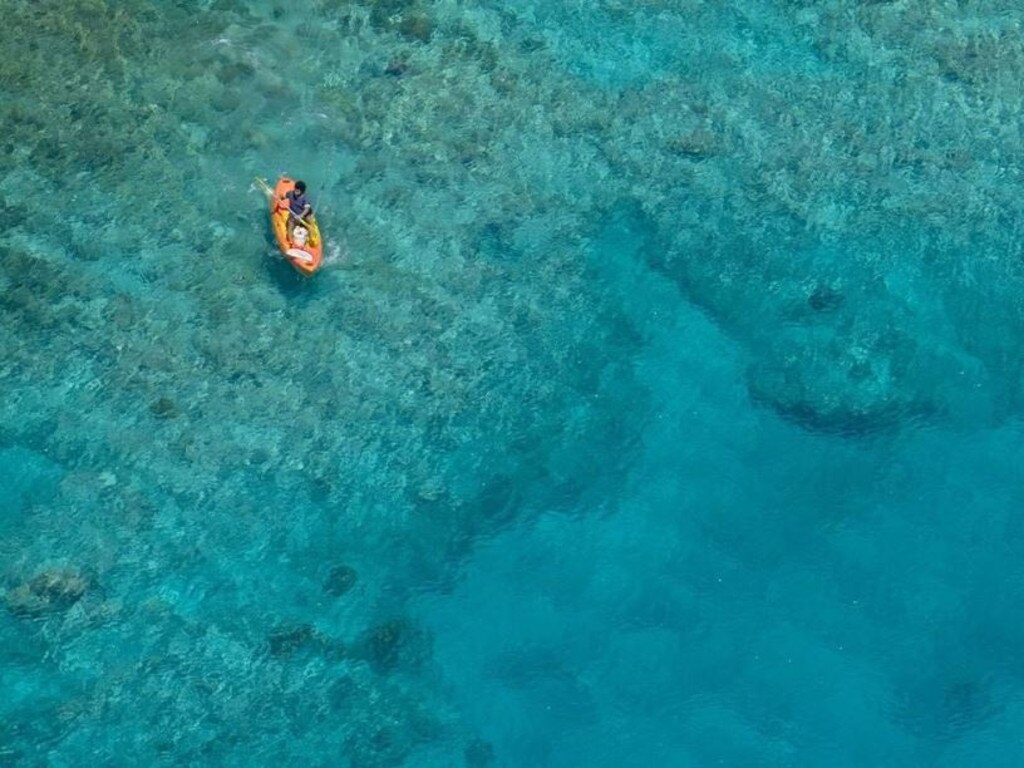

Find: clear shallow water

[3,1,1024,766]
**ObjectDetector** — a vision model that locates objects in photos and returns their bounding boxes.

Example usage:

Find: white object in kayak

[285,248,314,263]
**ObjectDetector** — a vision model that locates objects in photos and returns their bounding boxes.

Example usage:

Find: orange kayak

[266,176,323,276]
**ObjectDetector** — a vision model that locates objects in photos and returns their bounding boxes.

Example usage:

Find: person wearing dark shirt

[284,180,313,241]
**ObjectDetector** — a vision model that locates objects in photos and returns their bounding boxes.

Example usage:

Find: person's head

[295,180,307,194]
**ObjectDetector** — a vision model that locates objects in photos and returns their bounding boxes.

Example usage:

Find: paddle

[253,176,315,230]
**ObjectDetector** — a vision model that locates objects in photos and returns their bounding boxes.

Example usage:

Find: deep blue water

[3,1,1024,766]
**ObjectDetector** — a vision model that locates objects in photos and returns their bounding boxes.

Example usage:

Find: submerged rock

[666,129,719,159]
[29,568,90,603]
[267,622,346,660]
[267,623,319,658]
[397,13,433,43]
[464,738,495,767]
[365,619,408,670]
[384,57,409,77]
[4,567,91,618]
[149,396,179,419]
[367,0,433,42]
[746,323,929,436]
[359,617,429,672]
[808,283,844,313]
[323,564,358,597]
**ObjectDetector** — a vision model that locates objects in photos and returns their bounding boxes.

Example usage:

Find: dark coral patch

[5,567,91,618]
[359,617,429,672]
[268,623,318,658]
[323,564,358,597]
[150,397,179,420]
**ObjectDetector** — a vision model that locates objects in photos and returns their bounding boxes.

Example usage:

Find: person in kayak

[284,180,313,242]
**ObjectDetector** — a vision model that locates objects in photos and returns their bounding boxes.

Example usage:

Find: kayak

[261,176,323,276]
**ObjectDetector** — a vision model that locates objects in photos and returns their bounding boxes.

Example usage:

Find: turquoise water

[4,0,1024,765]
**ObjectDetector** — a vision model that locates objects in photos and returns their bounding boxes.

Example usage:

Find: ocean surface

[3,1,1024,765]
